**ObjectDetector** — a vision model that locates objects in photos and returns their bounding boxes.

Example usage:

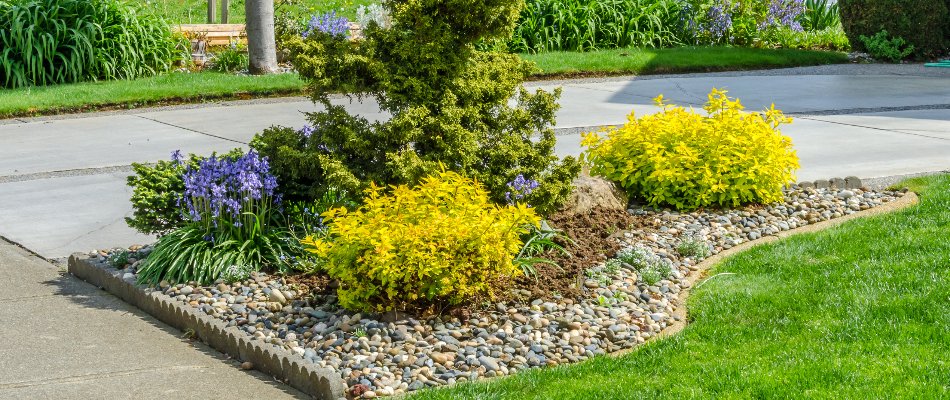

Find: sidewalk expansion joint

[792,104,950,117]
[796,116,950,142]
[133,115,248,145]
[0,294,60,303]
[0,165,134,184]
[0,366,208,390]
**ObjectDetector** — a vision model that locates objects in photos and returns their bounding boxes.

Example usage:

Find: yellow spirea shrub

[301,171,540,312]
[582,89,800,211]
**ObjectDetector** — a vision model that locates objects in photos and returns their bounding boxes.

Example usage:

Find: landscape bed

[72,182,911,399]
[413,174,949,399]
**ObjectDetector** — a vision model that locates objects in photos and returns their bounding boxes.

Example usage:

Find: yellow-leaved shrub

[582,89,800,211]
[302,171,540,312]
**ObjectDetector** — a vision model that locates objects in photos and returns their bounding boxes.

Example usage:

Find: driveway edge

[67,255,347,400]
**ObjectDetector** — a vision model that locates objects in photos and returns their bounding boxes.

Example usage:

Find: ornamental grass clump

[511,0,686,53]
[137,151,295,285]
[302,171,540,312]
[582,89,800,211]
[0,0,177,88]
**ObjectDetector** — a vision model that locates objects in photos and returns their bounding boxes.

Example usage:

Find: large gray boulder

[559,174,628,216]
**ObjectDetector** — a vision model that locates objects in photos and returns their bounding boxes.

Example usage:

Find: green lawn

[0,46,848,119]
[0,72,304,118]
[412,175,950,399]
[524,46,849,78]
[153,0,373,24]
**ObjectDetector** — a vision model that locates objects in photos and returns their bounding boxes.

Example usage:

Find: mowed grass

[151,0,374,24]
[524,46,849,77]
[413,175,950,399]
[0,72,305,118]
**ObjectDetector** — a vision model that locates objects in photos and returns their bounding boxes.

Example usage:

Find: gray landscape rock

[845,176,862,189]
[558,174,628,217]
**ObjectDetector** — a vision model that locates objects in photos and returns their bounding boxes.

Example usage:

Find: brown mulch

[284,272,334,298]
[507,206,636,301]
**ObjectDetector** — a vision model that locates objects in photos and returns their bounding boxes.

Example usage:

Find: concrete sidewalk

[1,63,949,260]
[0,240,304,399]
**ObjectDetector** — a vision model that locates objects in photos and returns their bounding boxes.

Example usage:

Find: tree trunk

[245,0,277,74]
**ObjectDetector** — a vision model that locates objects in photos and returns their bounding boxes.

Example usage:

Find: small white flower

[356,3,391,29]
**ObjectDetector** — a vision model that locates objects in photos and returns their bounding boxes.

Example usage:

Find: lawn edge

[66,254,348,399]
[0,88,305,120]
[525,59,848,81]
[646,190,920,345]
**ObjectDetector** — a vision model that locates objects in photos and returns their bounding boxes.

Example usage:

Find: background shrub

[706,0,810,45]
[582,89,800,211]
[209,42,250,72]
[860,30,916,62]
[127,158,190,236]
[302,171,540,312]
[253,0,580,216]
[839,0,949,58]
[0,0,177,88]
[508,0,847,52]
[758,25,850,51]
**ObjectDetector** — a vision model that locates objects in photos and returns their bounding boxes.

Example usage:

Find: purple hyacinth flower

[299,124,315,139]
[302,11,350,38]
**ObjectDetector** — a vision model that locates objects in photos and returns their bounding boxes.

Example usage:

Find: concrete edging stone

[67,255,348,400]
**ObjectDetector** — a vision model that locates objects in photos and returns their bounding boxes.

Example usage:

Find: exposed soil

[508,206,635,300]
[284,272,334,298]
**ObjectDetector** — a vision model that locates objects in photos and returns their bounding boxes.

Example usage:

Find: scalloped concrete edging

[66,255,348,400]
[650,191,920,343]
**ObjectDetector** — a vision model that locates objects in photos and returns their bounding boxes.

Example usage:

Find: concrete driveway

[1,63,948,259]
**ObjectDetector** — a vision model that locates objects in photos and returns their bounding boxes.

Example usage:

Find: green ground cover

[412,174,950,399]
[0,47,848,118]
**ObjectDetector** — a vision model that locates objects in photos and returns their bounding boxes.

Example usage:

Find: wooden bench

[175,24,246,46]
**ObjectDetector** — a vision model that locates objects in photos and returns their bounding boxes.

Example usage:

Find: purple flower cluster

[705,1,734,40]
[299,124,315,139]
[678,2,699,38]
[179,150,278,224]
[505,174,539,204]
[302,11,350,38]
[171,149,184,164]
[298,124,333,152]
[760,0,804,31]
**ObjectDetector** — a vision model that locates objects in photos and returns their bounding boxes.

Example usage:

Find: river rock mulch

[95,185,906,399]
